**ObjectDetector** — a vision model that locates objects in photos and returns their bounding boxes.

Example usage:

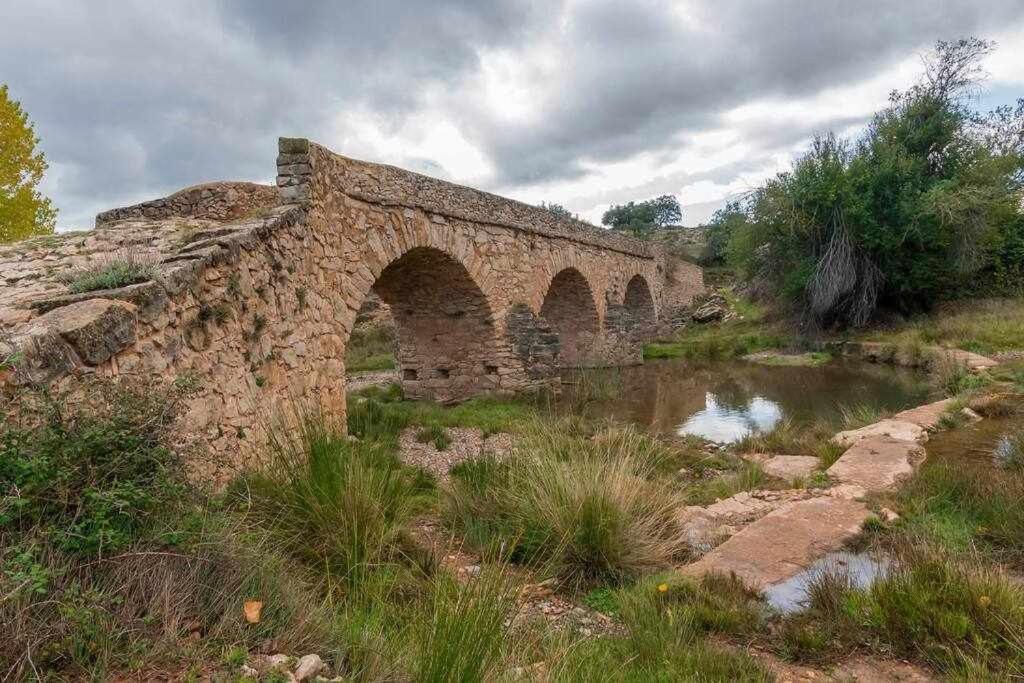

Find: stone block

[32,298,138,366]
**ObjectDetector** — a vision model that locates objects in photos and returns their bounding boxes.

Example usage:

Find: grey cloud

[1,0,1022,228]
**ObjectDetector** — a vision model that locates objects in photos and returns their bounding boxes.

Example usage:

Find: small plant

[198,302,232,325]
[63,254,157,294]
[994,430,1024,471]
[929,352,989,397]
[296,286,307,311]
[254,375,267,388]
[226,272,243,299]
[416,424,450,451]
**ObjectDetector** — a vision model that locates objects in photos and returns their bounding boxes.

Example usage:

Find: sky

[3,1,1024,231]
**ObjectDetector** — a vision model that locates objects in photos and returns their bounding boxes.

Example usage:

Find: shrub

[727,39,1024,328]
[238,405,427,586]
[445,421,685,585]
[0,379,185,557]
[63,255,157,294]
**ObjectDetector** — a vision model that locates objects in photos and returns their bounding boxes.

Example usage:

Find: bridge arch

[539,267,600,367]
[350,245,500,402]
[623,273,657,326]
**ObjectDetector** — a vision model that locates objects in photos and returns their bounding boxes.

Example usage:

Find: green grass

[744,350,832,367]
[863,298,1024,356]
[346,324,397,372]
[683,460,770,505]
[416,424,451,450]
[777,543,1024,677]
[549,573,771,681]
[63,257,156,294]
[445,420,686,585]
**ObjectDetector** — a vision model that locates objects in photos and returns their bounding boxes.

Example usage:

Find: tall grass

[445,421,685,585]
[239,405,427,587]
[412,568,519,683]
[62,252,157,294]
[780,542,1024,677]
[549,573,771,681]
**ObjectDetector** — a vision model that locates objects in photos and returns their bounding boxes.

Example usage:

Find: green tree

[728,38,1024,328]
[0,85,56,244]
[540,201,574,220]
[602,194,681,238]
[701,200,747,265]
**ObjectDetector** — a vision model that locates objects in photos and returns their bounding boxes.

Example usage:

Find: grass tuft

[63,254,157,294]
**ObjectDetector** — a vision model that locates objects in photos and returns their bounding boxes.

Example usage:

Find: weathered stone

[826,436,926,493]
[832,419,927,448]
[691,300,726,323]
[31,298,137,365]
[680,497,871,589]
[892,398,957,430]
[294,654,325,681]
[756,455,821,482]
[0,138,705,486]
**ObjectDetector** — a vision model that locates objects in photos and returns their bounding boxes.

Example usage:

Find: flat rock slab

[832,419,927,448]
[680,497,870,589]
[758,455,820,482]
[826,436,925,493]
[892,399,956,430]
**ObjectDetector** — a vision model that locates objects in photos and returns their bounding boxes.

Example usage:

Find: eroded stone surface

[748,454,821,482]
[832,419,927,448]
[681,497,871,588]
[892,398,957,430]
[826,436,926,493]
[1,138,704,484]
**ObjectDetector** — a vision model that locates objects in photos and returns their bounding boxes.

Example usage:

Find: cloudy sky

[3,1,1024,230]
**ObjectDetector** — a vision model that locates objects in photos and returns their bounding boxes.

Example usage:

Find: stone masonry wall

[95,182,279,226]
[1,137,705,484]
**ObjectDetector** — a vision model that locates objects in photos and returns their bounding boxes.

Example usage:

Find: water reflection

[563,358,930,444]
[678,393,783,443]
[763,551,891,614]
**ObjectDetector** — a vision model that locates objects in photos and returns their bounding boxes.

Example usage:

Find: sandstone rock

[681,497,871,589]
[31,298,137,365]
[892,399,957,430]
[756,455,820,483]
[826,436,926,493]
[294,654,325,681]
[831,419,927,448]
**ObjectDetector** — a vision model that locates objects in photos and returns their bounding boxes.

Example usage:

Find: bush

[63,255,156,294]
[238,405,428,586]
[445,421,685,585]
[727,39,1024,328]
[0,379,185,557]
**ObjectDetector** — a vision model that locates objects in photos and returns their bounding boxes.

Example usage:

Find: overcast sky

[3,1,1024,230]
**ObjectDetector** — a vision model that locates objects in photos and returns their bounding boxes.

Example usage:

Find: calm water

[763,550,892,614]
[564,358,931,443]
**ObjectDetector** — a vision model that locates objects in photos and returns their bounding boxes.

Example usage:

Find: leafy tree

[602,194,681,238]
[728,38,1024,328]
[0,85,56,244]
[701,200,747,265]
[540,201,574,220]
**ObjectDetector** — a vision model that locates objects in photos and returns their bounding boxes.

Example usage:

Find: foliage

[346,323,396,372]
[550,573,770,681]
[445,421,685,585]
[727,39,1024,328]
[0,84,56,243]
[63,255,157,294]
[0,379,185,557]
[701,199,748,265]
[601,194,681,238]
[540,201,575,220]
[779,543,1024,677]
[237,405,428,587]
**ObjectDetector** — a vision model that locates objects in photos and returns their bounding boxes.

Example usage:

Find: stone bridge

[0,138,702,479]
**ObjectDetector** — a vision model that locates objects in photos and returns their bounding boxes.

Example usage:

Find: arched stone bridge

[0,138,702,479]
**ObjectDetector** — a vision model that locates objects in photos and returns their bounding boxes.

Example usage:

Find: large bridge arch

[539,267,601,367]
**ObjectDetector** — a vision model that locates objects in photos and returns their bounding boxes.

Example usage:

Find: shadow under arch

[539,267,600,367]
[357,246,500,402]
